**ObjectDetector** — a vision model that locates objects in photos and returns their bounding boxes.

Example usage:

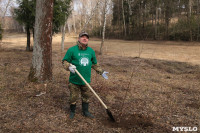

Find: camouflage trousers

[68,82,91,104]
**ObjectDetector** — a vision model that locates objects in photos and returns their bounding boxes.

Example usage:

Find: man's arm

[62,47,73,71]
[91,50,108,79]
[62,60,76,73]
[62,60,70,71]
[92,63,104,75]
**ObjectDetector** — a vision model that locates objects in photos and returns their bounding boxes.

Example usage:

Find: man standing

[62,31,109,119]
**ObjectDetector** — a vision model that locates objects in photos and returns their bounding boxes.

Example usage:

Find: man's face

[78,35,89,45]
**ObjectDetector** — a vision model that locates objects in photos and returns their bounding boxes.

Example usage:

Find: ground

[0,33,200,133]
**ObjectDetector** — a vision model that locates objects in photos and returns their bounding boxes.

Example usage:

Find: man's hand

[102,71,109,79]
[69,64,76,74]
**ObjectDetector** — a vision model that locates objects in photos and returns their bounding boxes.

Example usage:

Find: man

[62,31,109,119]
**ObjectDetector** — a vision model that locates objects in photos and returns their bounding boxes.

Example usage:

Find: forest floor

[0,33,200,133]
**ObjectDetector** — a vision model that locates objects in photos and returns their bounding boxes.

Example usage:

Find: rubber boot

[82,102,94,118]
[69,104,76,119]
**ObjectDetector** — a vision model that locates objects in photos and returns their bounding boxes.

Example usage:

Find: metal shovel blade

[106,109,115,122]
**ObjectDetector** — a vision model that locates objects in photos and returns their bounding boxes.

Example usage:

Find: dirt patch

[100,113,172,133]
[185,103,200,109]
[102,113,153,129]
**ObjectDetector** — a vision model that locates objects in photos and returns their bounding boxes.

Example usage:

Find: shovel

[73,67,115,122]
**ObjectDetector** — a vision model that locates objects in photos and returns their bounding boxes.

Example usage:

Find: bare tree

[0,0,12,28]
[197,0,200,41]
[189,0,193,17]
[100,0,108,55]
[189,0,194,41]
[82,0,101,31]
[72,11,77,33]
[61,21,67,52]
[122,0,126,37]
[29,0,54,82]
[67,0,104,33]
[2,0,11,18]
[154,0,158,40]
[61,8,71,52]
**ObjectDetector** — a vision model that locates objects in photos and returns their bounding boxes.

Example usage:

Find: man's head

[78,31,89,45]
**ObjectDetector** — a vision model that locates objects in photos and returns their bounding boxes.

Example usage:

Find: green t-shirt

[62,45,97,85]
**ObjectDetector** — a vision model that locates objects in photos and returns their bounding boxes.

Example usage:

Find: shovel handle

[74,68,108,109]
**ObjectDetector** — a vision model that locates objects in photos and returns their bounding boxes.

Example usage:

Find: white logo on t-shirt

[80,57,89,66]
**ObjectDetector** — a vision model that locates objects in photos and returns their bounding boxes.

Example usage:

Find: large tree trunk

[28,0,54,82]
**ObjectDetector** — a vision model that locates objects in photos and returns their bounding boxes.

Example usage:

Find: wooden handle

[74,69,108,109]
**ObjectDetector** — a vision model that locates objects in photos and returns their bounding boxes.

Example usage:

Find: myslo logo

[172,127,198,132]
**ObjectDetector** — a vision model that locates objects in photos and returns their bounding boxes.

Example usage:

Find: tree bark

[61,21,67,52]
[100,0,108,55]
[188,0,193,41]
[28,0,54,82]
[197,0,200,41]
[67,23,71,33]
[26,24,31,51]
[73,13,77,33]
[154,1,158,40]
[127,0,132,35]
[122,0,126,37]
[189,0,193,17]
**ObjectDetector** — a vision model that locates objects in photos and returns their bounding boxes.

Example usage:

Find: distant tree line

[67,0,200,41]
[4,0,200,42]
[109,0,200,41]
